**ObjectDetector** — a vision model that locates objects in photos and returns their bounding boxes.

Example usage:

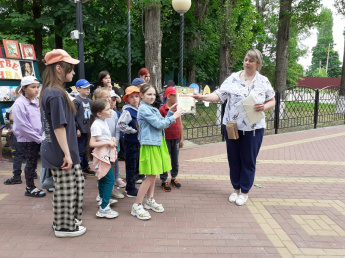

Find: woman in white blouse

[193,49,275,206]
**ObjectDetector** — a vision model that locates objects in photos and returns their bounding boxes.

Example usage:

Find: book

[20,61,35,77]
[19,43,36,60]
[10,86,18,101]
[2,39,21,59]
[0,86,12,101]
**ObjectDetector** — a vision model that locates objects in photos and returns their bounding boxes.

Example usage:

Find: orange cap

[44,49,80,65]
[123,86,140,103]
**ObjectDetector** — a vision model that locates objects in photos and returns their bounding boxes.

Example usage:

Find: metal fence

[182,85,345,140]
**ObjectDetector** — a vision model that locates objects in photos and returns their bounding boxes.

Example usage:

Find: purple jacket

[12,95,42,143]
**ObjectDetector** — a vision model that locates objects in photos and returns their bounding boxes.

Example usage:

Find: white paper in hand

[235,95,264,126]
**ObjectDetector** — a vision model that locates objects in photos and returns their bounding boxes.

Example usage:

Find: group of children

[2,48,185,237]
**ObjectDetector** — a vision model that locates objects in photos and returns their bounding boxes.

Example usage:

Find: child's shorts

[139,136,172,175]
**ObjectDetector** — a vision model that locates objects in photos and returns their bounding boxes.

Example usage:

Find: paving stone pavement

[1,125,345,257]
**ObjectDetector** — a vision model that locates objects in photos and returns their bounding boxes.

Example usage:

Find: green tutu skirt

[139,137,172,175]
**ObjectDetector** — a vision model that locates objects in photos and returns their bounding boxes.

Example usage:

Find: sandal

[4,177,22,185]
[25,187,46,198]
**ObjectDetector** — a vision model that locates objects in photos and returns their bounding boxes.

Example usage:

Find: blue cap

[76,79,93,88]
[131,78,145,86]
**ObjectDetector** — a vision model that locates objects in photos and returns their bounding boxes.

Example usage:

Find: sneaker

[4,177,22,185]
[52,219,82,230]
[96,204,119,219]
[144,198,164,213]
[83,168,96,175]
[54,226,86,238]
[97,198,118,207]
[125,189,138,198]
[171,178,181,188]
[131,203,151,220]
[135,175,146,184]
[161,181,171,192]
[235,194,248,206]
[111,189,125,199]
[115,178,126,188]
[25,187,46,198]
[228,193,238,203]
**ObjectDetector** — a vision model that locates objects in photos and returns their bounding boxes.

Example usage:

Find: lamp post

[72,0,90,79]
[172,0,191,86]
[127,0,131,84]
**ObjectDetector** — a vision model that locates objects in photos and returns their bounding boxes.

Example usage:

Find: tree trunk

[274,0,292,91]
[55,17,63,49]
[255,0,268,52]
[340,36,345,96]
[33,0,44,75]
[144,1,162,92]
[186,0,210,85]
[219,0,235,85]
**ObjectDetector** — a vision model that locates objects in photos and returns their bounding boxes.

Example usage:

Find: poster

[0,86,11,101]
[175,86,196,114]
[0,58,23,79]
[19,43,36,60]
[20,61,35,77]
[2,39,21,59]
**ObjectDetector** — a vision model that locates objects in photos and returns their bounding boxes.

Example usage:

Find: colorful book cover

[10,86,18,101]
[0,86,12,101]
[19,43,36,60]
[2,39,21,59]
[20,61,35,77]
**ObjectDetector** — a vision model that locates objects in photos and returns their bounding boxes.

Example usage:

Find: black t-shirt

[40,88,80,169]
[74,95,93,134]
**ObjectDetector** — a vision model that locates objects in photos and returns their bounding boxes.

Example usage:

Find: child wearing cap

[74,79,94,176]
[159,87,183,191]
[40,49,86,238]
[118,86,141,197]
[11,76,45,197]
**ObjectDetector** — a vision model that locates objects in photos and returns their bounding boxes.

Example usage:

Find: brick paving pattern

[0,125,345,257]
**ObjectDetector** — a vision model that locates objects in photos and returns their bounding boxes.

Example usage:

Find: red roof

[297,77,340,89]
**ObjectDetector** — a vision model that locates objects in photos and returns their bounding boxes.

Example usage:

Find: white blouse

[215,70,275,131]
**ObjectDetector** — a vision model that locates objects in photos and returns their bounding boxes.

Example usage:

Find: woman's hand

[254,103,265,112]
[193,93,204,101]
[61,155,73,170]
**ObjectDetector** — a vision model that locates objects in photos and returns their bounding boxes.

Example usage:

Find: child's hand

[76,130,81,137]
[108,141,116,148]
[169,103,178,112]
[179,139,184,148]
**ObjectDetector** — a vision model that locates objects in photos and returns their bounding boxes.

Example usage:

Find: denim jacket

[137,101,176,146]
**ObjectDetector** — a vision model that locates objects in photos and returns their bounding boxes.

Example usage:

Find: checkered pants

[51,164,84,231]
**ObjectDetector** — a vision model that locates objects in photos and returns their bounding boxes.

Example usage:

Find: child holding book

[118,86,141,198]
[74,79,94,176]
[159,87,183,191]
[131,84,184,220]
[12,76,45,198]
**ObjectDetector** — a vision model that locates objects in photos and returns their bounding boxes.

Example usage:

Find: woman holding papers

[193,49,275,206]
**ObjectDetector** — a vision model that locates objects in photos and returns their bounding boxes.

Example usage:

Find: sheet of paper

[175,86,196,114]
[235,95,264,126]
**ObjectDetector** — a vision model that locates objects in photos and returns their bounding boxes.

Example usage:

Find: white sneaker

[96,204,119,219]
[52,219,82,230]
[235,194,248,206]
[54,226,86,238]
[111,189,125,199]
[97,198,118,206]
[131,203,151,220]
[144,198,164,213]
[115,178,126,188]
[229,193,238,203]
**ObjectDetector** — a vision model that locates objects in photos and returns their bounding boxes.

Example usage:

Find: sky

[298,0,345,70]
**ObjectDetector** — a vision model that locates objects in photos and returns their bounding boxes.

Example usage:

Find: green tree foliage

[308,8,341,78]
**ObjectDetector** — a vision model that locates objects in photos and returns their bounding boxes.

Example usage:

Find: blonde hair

[93,87,110,100]
[245,49,263,71]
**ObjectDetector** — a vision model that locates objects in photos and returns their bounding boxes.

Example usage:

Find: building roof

[297,77,340,89]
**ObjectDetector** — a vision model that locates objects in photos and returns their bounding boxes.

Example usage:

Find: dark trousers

[77,133,89,171]
[160,138,180,181]
[10,134,23,178]
[98,167,115,209]
[124,140,140,194]
[19,142,40,188]
[224,126,264,194]
[118,132,125,160]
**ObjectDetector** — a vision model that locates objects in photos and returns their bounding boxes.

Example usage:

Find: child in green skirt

[131,84,184,220]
